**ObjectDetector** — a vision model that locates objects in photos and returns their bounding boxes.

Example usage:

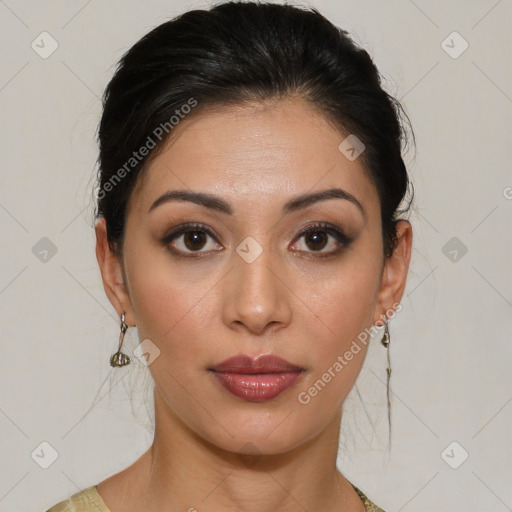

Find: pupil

[306,231,327,251]
[185,231,206,250]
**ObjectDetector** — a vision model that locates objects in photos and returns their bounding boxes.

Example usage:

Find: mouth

[208,354,305,403]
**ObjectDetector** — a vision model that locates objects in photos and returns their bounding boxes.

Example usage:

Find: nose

[222,243,292,335]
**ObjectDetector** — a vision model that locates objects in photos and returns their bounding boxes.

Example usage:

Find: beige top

[45,483,385,511]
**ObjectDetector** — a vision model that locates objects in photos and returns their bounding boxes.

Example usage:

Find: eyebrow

[148,187,365,218]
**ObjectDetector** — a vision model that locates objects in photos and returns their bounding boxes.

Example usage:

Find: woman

[46,1,412,511]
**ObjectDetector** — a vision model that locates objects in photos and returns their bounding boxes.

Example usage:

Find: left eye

[290,223,351,256]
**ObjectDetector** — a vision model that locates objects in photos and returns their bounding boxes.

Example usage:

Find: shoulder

[45,485,111,512]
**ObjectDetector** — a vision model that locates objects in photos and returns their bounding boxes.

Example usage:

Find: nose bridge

[223,235,291,334]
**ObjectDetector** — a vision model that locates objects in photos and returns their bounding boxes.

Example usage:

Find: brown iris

[184,231,207,251]
[304,230,328,251]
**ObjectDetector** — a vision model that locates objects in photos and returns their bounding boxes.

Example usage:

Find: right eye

[161,223,224,258]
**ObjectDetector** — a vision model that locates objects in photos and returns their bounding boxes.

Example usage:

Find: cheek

[322,260,381,337]
[297,248,382,343]
[295,258,382,414]
[124,240,218,361]
[297,248,382,380]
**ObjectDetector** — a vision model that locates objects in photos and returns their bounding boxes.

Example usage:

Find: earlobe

[372,220,413,324]
[95,218,135,325]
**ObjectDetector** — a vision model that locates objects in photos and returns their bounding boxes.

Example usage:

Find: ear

[95,217,136,326]
[372,220,412,324]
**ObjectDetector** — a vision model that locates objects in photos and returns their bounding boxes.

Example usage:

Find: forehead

[130,97,380,217]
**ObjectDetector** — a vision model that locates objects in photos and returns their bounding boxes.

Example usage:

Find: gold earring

[381,321,390,348]
[110,312,131,367]
[381,321,391,378]
[381,321,392,440]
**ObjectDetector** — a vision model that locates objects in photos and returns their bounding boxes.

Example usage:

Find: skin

[95,96,412,512]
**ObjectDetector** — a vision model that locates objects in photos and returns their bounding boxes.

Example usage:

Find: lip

[210,354,304,373]
[209,354,305,403]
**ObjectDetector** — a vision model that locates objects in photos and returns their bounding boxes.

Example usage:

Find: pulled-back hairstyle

[96,1,413,258]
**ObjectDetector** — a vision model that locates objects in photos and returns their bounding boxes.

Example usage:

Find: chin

[194,409,323,458]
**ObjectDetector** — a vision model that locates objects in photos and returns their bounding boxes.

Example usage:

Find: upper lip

[210,354,304,373]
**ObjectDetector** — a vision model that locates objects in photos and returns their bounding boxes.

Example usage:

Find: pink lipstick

[209,354,304,402]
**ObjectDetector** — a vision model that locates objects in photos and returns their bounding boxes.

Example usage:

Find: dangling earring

[110,312,131,367]
[381,321,390,348]
[381,321,392,441]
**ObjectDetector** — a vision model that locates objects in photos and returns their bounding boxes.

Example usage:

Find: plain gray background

[1,1,511,511]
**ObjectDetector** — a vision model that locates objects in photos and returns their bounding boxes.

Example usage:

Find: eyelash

[161,221,353,259]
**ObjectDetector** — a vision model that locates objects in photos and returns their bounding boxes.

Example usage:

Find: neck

[103,387,365,512]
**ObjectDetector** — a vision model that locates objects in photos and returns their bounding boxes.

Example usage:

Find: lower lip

[211,371,303,402]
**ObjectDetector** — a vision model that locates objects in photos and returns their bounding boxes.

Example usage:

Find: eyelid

[162,222,220,242]
[296,221,351,242]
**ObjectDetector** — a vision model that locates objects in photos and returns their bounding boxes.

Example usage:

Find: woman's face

[98,97,410,455]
